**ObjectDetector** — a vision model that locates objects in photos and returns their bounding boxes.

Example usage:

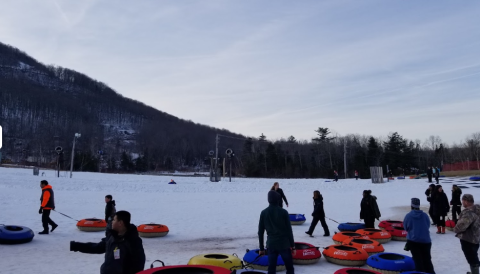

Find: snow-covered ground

[0,167,478,274]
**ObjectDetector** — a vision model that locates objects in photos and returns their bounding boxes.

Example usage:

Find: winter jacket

[451,189,462,206]
[403,209,431,243]
[360,195,381,220]
[275,188,289,207]
[71,224,146,274]
[425,188,433,203]
[105,201,117,222]
[426,168,433,176]
[434,168,440,178]
[258,192,294,251]
[454,204,480,244]
[432,191,450,216]
[40,185,55,210]
[312,196,325,218]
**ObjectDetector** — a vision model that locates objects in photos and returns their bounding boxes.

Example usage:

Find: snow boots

[468,264,479,274]
[436,226,446,234]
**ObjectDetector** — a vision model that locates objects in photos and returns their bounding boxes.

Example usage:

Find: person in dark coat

[258,191,295,274]
[425,184,436,225]
[432,185,450,234]
[360,190,381,228]
[451,184,463,224]
[434,166,440,184]
[39,180,58,234]
[305,190,330,237]
[70,211,146,274]
[333,170,339,182]
[271,182,289,208]
[426,167,433,183]
[105,195,116,235]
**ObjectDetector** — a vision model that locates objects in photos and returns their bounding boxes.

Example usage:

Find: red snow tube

[334,268,382,274]
[446,219,456,231]
[138,264,231,274]
[292,242,321,265]
[378,220,403,230]
[386,227,407,241]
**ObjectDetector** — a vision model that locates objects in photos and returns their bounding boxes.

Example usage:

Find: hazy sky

[1,1,479,144]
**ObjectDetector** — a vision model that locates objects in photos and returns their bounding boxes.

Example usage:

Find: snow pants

[461,239,480,266]
[408,240,435,273]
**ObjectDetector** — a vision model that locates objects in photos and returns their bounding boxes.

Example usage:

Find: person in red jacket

[39,180,58,234]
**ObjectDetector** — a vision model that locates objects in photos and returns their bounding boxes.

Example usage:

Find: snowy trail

[0,167,478,273]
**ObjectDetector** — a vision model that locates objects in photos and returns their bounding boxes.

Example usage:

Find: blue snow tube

[397,176,405,179]
[337,222,366,232]
[243,249,284,271]
[367,253,415,273]
[402,272,429,274]
[0,225,34,244]
[470,177,480,181]
[289,214,306,225]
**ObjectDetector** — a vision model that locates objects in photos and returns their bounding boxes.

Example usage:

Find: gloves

[39,207,43,214]
[70,241,79,252]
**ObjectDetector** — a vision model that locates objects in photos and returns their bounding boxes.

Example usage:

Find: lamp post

[69,133,81,178]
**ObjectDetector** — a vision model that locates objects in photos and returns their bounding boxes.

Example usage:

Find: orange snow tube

[322,245,369,266]
[138,224,169,238]
[76,218,107,232]
[332,232,370,244]
[356,229,391,244]
[342,238,385,256]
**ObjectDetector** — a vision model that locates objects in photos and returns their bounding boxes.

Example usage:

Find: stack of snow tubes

[289,214,306,225]
[334,268,382,274]
[243,249,285,271]
[367,253,415,274]
[337,222,366,232]
[0,225,34,244]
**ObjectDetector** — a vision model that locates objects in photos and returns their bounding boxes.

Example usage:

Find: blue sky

[1,1,479,144]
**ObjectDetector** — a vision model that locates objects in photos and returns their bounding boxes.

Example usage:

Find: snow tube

[168,182,176,184]
[446,219,456,231]
[386,227,407,241]
[387,177,394,180]
[402,272,429,274]
[292,242,321,265]
[338,222,366,232]
[243,249,285,271]
[356,229,391,244]
[322,245,369,266]
[138,224,169,238]
[76,218,107,232]
[397,177,405,180]
[333,232,369,244]
[289,214,306,225]
[0,225,34,244]
[232,270,267,274]
[470,177,480,181]
[342,238,385,256]
[138,264,232,274]
[188,254,243,271]
[334,268,382,274]
[409,176,416,179]
[367,253,415,274]
[378,220,403,230]
[420,173,427,177]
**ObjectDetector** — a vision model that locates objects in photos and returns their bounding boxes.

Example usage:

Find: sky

[1,0,479,144]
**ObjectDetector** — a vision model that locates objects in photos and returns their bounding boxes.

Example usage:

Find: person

[434,166,440,184]
[454,194,480,274]
[432,185,450,234]
[168,179,177,184]
[425,184,436,225]
[427,166,433,183]
[360,190,381,228]
[305,190,330,237]
[70,210,146,274]
[271,182,289,208]
[39,180,58,234]
[258,191,295,274]
[333,170,338,182]
[105,195,116,235]
[403,198,435,274]
[451,185,463,224]
[354,170,359,180]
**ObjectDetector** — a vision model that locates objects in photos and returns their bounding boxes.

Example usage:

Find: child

[105,195,116,233]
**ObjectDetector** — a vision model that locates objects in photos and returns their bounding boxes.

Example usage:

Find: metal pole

[215,134,219,182]
[69,135,77,178]
[344,139,347,179]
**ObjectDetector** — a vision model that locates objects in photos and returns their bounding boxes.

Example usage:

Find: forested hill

[0,41,245,171]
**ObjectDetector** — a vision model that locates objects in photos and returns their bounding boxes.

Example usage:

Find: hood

[409,209,425,219]
[314,196,323,202]
[371,195,377,200]
[108,200,116,206]
[42,185,52,190]
[268,191,280,205]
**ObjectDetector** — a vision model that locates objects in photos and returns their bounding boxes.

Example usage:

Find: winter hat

[411,198,420,209]
[268,190,280,205]
[429,184,435,188]
[462,194,474,203]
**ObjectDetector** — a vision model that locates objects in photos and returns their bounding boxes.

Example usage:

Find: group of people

[427,166,441,184]
[425,183,463,233]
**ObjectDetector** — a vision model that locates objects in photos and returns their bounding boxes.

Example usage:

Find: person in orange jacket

[39,180,58,234]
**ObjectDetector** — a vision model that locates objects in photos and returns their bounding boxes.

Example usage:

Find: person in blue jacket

[403,198,435,274]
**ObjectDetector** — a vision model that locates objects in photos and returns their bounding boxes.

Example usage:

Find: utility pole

[69,133,81,178]
[344,139,347,179]
[214,134,219,182]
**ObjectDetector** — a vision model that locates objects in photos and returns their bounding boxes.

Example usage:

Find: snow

[0,167,477,274]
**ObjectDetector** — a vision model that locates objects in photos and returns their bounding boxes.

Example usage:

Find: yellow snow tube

[188,253,243,271]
